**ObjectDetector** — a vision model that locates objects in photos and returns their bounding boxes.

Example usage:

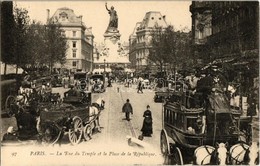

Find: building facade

[189,1,212,64]
[190,1,259,63]
[129,11,167,73]
[190,1,259,93]
[48,7,94,73]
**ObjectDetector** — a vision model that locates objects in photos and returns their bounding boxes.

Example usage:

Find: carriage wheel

[5,95,16,117]
[41,122,62,145]
[160,129,172,164]
[160,129,170,155]
[83,124,92,141]
[170,146,184,165]
[68,116,83,145]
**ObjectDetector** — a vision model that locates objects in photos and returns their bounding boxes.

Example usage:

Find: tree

[13,5,30,73]
[148,25,192,75]
[1,1,15,74]
[148,26,168,73]
[44,22,68,73]
[25,21,47,69]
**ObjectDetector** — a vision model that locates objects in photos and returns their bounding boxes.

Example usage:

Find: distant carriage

[160,85,252,165]
[90,74,106,93]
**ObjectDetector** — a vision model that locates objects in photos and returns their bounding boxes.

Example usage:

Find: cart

[38,91,99,145]
[160,88,248,165]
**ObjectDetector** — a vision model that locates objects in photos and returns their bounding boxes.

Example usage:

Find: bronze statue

[105,2,118,30]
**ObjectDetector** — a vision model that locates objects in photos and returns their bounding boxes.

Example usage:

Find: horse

[194,142,228,165]
[230,141,259,165]
[229,142,250,165]
[246,142,259,165]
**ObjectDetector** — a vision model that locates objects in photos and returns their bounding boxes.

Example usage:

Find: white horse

[229,141,259,165]
[247,142,259,165]
[194,143,228,165]
[229,142,250,165]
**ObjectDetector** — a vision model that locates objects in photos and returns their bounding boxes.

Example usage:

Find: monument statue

[105,2,118,31]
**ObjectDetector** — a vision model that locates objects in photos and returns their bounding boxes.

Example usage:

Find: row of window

[61,31,77,37]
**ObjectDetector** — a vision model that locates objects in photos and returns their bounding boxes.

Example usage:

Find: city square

[1,1,259,165]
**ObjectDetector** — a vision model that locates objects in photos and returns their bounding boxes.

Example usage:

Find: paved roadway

[1,83,165,165]
[1,82,259,165]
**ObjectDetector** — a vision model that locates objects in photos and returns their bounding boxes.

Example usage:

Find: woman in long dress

[141,105,153,137]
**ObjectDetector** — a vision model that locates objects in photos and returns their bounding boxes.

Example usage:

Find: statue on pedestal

[105,2,118,32]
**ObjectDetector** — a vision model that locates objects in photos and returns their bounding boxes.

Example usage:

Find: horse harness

[229,143,249,165]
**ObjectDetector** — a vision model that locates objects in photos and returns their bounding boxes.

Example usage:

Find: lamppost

[104,59,106,74]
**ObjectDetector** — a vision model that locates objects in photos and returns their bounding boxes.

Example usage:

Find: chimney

[163,15,166,21]
[79,15,83,21]
[46,9,50,23]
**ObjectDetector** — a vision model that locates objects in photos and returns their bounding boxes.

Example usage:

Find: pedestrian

[122,99,133,121]
[137,81,143,93]
[141,105,153,137]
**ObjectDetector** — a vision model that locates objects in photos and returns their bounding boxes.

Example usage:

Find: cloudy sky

[15,1,192,43]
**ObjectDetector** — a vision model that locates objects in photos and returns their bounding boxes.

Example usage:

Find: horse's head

[211,142,228,165]
[247,142,259,165]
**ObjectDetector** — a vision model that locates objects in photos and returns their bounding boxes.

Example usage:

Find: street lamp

[104,59,106,73]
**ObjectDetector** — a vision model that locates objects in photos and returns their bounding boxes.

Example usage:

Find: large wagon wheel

[160,129,183,165]
[5,95,16,117]
[161,129,170,155]
[41,122,62,145]
[68,116,83,145]
[160,129,172,164]
[83,124,93,141]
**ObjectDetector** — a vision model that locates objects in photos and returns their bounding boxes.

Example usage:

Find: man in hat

[122,99,133,121]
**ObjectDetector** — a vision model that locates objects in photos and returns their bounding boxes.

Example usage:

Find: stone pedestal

[104,28,121,44]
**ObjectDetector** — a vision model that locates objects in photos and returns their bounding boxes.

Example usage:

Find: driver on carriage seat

[64,85,77,97]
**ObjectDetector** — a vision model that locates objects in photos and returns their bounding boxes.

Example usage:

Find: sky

[15,1,192,43]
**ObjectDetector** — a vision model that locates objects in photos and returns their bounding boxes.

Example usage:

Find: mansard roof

[129,22,142,39]
[139,11,167,29]
[49,7,86,29]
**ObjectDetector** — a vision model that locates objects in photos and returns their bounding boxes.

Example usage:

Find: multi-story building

[190,1,259,93]
[189,1,212,64]
[48,7,94,73]
[129,11,167,73]
[209,1,259,61]
[190,1,259,63]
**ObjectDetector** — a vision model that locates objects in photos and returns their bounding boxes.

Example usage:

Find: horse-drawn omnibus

[160,85,254,165]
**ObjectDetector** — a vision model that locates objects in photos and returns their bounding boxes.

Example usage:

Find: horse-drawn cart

[4,87,101,146]
[160,88,255,165]
[38,91,100,145]
[39,103,90,145]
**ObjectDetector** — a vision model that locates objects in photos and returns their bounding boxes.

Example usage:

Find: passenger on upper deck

[210,65,228,92]
[195,70,214,109]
